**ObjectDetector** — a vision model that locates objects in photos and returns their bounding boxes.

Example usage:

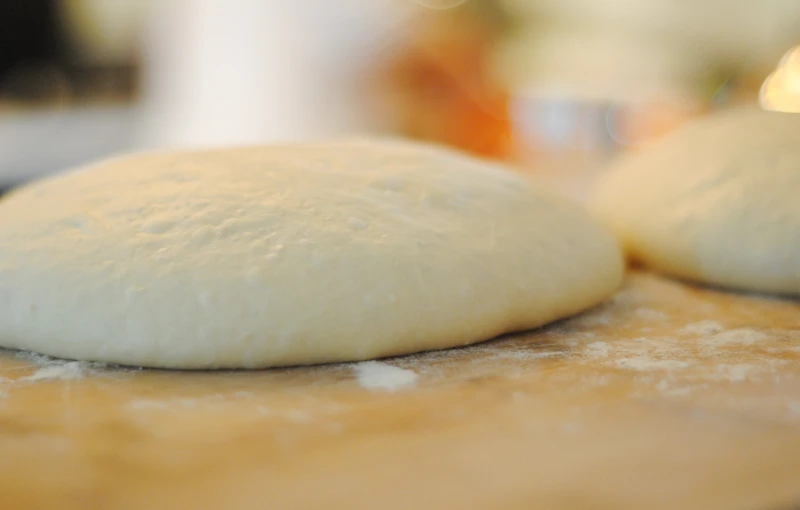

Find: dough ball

[593,108,800,295]
[0,138,622,368]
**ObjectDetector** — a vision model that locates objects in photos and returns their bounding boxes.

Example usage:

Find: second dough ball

[593,108,800,295]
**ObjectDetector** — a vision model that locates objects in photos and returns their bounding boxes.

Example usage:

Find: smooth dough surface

[0,138,622,368]
[593,108,800,295]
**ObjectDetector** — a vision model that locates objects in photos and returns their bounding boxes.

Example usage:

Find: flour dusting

[572,321,787,392]
[614,357,690,371]
[655,380,695,397]
[17,361,89,382]
[458,348,564,362]
[714,364,765,383]
[634,308,668,321]
[352,361,418,392]
[584,341,611,358]
[679,320,724,336]
[4,352,107,383]
[700,329,769,347]
[128,392,255,411]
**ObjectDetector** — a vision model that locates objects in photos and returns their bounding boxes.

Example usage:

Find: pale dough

[0,138,622,368]
[593,108,800,295]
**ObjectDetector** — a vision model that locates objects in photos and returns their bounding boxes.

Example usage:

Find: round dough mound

[594,108,800,295]
[0,138,622,368]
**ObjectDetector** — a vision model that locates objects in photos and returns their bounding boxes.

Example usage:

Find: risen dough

[593,108,800,295]
[0,138,622,368]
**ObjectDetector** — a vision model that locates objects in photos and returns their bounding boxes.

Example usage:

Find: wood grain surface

[0,270,798,510]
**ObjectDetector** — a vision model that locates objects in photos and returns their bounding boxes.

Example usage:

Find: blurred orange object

[370,7,512,159]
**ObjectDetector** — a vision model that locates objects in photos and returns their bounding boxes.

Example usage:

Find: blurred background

[0,0,798,197]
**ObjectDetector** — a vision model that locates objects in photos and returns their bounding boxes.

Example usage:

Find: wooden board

[0,270,799,510]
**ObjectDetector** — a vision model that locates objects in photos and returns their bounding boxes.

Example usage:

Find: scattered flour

[713,364,765,383]
[700,329,769,347]
[128,395,227,410]
[614,357,690,371]
[679,320,724,336]
[634,308,668,321]
[352,361,419,392]
[16,361,89,382]
[584,341,611,358]
[655,380,695,397]
[1,353,105,384]
[465,348,564,362]
[575,326,788,395]
[127,394,323,425]
[127,392,262,412]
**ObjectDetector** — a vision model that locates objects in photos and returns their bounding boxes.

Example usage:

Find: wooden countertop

[0,270,799,510]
